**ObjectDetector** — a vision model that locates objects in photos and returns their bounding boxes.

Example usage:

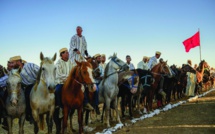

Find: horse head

[85,57,101,78]
[74,60,96,92]
[160,61,172,76]
[6,68,22,106]
[39,52,57,93]
[108,53,129,71]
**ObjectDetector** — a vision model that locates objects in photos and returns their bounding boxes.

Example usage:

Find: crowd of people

[0,26,214,131]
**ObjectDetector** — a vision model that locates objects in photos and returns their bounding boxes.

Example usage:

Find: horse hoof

[72,129,76,132]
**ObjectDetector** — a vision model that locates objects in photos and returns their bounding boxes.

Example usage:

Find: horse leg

[101,103,106,123]
[120,96,125,118]
[128,94,133,119]
[137,94,142,114]
[53,108,61,134]
[31,109,39,134]
[46,112,53,134]
[69,109,76,132]
[77,108,84,134]
[113,97,122,124]
[7,117,12,134]
[18,113,25,134]
[105,99,111,128]
[62,107,69,134]
[85,110,89,125]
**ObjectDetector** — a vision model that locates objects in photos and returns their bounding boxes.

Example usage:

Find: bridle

[8,73,22,96]
[104,57,127,78]
[74,65,96,86]
[151,63,170,76]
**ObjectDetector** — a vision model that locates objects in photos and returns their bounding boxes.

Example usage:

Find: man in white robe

[69,26,89,67]
[185,60,197,97]
[137,56,149,70]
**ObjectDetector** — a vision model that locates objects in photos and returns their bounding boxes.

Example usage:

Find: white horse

[5,68,26,134]
[30,52,56,134]
[99,53,129,127]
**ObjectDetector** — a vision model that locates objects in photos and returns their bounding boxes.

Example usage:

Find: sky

[1,0,215,68]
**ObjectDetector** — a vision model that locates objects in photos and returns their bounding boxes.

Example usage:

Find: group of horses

[0,53,214,134]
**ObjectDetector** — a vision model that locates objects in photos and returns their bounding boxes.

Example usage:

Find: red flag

[183,31,200,52]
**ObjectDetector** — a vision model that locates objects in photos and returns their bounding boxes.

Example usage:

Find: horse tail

[39,114,45,130]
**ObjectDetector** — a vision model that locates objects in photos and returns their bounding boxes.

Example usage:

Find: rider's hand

[76,51,80,54]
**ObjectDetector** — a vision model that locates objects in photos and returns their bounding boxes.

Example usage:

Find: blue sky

[1,0,215,68]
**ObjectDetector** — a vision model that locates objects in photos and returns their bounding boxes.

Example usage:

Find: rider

[55,48,73,118]
[126,55,135,70]
[100,54,106,70]
[10,55,40,124]
[93,53,104,115]
[148,51,166,104]
[137,56,149,70]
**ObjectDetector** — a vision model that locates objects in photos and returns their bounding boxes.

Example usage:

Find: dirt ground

[1,88,215,134]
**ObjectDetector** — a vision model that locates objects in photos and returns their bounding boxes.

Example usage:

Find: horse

[118,70,140,119]
[147,61,172,112]
[82,57,101,127]
[163,65,178,103]
[30,52,56,134]
[62,60,96,134]
[196,60,207,93]
[100,70,138,122]
[4,68,26,134]
[98,53,129,127]
[133,69,154,114]
[169,65,182,100]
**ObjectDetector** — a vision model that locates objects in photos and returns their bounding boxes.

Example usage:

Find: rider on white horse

[10,55,39,124]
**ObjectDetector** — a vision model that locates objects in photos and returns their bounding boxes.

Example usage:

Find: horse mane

[64,61,92,91]
[103,54,117,79]
[63,65,78,91]
[103,62,110,79]
[151,63,161,72]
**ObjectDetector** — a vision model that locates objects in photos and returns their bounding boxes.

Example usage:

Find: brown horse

[147,61,172,112]
[62,60,96,134]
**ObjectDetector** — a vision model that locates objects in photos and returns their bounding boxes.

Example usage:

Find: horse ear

[113,53,117,57]
[40,52,44,61]
[3,67,8,75]
[75,60,81,66]
[166,60,168,63]
[52,53,57,61]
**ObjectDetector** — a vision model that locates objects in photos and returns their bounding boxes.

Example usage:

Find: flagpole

[199,28,202,61]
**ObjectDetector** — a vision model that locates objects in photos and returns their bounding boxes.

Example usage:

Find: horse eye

[42,67,45,70]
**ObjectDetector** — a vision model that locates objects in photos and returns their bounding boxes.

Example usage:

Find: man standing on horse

[69,26,89,67]
[148,51,166,104]
[10,55,39,123]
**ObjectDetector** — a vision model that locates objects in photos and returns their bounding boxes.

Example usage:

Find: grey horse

[99,53,129,127]
[5,68,26,134]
